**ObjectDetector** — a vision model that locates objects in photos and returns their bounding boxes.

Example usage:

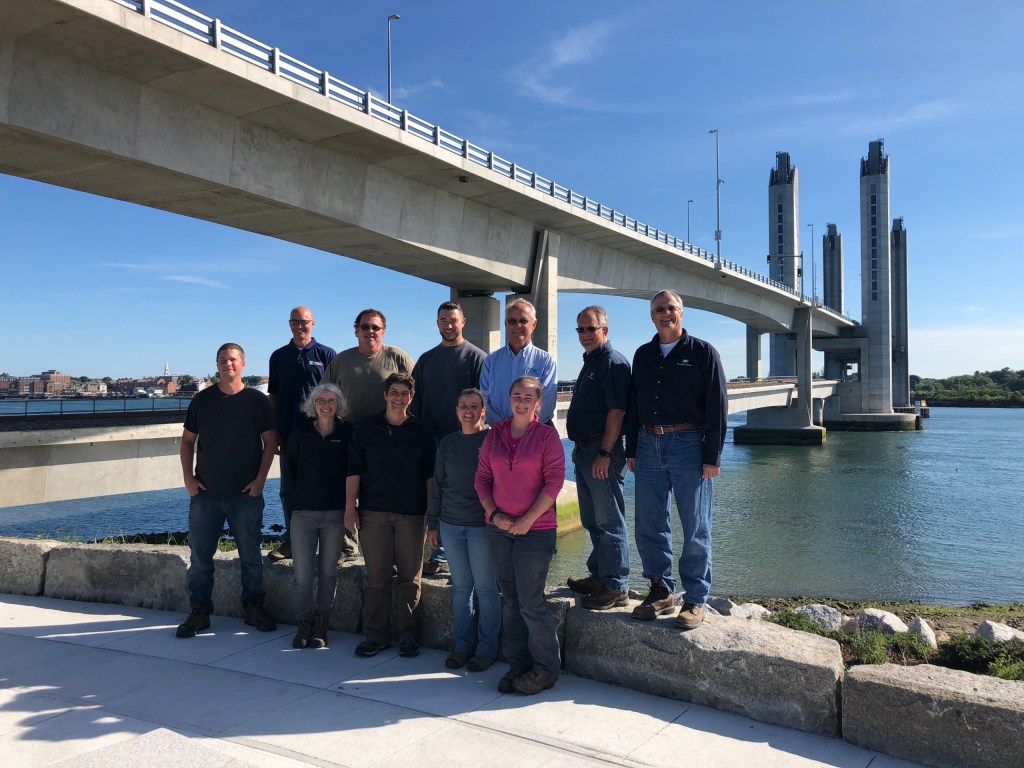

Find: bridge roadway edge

[1,537,1019,768]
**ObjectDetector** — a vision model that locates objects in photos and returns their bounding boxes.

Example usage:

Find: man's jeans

[187,491,266,611]
[487,526,559,679]
[290,509,345,620]
[633,429,713,603]
[441,521,500,657]
[573,443,629,592]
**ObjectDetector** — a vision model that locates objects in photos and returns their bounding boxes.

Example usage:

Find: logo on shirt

[677,359,693,367]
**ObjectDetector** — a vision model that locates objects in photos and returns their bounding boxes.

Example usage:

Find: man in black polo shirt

[565,305,632,610]
[625,290,728,630]
[266,306,337,561]
[177,343,278,638]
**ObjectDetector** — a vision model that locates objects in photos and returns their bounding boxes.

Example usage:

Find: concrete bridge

[0,380,838,508]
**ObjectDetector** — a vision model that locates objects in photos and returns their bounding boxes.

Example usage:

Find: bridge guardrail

[112,0,853,323]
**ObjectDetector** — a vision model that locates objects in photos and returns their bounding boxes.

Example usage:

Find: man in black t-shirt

[176,342,278,639]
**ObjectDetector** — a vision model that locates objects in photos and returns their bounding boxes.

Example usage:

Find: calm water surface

[3,408,1021,604]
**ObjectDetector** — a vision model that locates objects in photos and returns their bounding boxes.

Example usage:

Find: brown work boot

[675,602,706,630]
[582,584,629,611]
[566,575,601,595]
[631,581,675,621]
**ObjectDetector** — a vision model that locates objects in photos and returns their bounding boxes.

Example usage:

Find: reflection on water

[2,409,1022,604]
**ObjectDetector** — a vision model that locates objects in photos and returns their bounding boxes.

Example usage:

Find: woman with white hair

[282,382,352,649]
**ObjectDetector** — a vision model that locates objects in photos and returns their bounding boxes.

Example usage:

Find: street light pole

[806,222,816,305]
[687,199,694,244]
[708,129,722,265]
[387,14,401,104]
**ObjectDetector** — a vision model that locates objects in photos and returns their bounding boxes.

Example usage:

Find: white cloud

[514,18,619,107]
[162,275,227,289]
[841,98,962,135]
[740,90,858,113]
[394,76,446,100]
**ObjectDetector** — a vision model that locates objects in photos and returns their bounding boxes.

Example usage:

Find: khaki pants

[359,510,425,643]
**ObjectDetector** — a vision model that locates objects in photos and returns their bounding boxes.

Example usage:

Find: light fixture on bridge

[708,129,723,267]
[387,14,401,104]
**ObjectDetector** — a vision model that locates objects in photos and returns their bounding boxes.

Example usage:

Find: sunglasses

[575,326,604,334]
[358,324,383,332]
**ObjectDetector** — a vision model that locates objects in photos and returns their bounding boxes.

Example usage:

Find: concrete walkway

[0,595,924,768]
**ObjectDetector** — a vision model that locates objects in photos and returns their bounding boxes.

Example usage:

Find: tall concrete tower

[822,223,844,313]
[768,151,801,377]
[890,217,910,407]
[859,139,893,412]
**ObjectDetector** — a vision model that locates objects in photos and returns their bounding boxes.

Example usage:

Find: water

[2,408,1022,604]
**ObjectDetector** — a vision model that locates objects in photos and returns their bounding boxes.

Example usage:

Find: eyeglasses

[653,306,681,315]
[575,326,604,334]
[358,324,384,332]
[289,319,311,325]
[314,398,338,406]
[506,318,532,326]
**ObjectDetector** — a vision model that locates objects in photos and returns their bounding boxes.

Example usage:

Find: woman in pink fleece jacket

[475,375,565,696]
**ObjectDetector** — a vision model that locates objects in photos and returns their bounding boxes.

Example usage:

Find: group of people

[175,288,727,696]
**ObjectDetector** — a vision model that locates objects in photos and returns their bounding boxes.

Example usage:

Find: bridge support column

[514,229,559,358]
[453,291,501,353]
[745,326,762,380]
[734,308,826,446]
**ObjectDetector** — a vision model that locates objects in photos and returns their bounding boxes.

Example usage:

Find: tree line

[911,368,1024,407]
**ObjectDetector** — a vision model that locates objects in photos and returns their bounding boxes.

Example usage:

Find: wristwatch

[597,448,611,458]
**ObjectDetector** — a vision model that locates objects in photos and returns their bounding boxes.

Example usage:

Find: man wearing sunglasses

[323,308,414,425]
[565,306,632,610]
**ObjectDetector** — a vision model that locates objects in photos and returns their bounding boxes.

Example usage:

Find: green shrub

[934,636,1024,680]
[767,610,822,634]
[989,656,1024,681]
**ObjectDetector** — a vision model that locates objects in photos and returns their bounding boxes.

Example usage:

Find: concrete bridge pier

[453,291,501,353]
[735,307,827,446]
[745,326,763,380]
[515,229,559,358]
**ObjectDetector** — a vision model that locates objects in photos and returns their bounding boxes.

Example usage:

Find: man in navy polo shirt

[267,306,337,561]
[565,305,632,611]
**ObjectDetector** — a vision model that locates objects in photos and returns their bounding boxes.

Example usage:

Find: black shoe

[512,670,558,695]
[243,601,277,632]
[567,575,601,595]
[176,603,211,638]
[399,634,420,657]
[445,651,471,669]
[310,613,328,649]
[466,655,495,672]
[267,542,291,561]
[497,668,527,693]
[631,581,675,621]
[292,619,313,649]
[582,584,630,611]
[422,559,449,577]
[354,640,392,657]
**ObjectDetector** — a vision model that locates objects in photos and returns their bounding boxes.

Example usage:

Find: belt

[643,423,697,435]
[574,434,604,447]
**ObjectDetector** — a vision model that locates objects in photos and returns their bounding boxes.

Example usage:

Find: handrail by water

[108,0,853,323]
[0,397,191,418]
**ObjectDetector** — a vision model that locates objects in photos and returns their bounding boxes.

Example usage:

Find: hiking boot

[466,655,495,672]
[176,603,210,638]
[567,575,601,595]
[310,613,329,648]
[243,601,277,632]
[675,602,706,630]
[267,542,291,561]
[445,651,471,669]
[582,584,630,611]
[497,668,527,693]
[399,633,420,658]
[354,640,391,657]
[422,559,449,577]
[631,581,675,621]
[512,670,558,695]
[292,619,313,649]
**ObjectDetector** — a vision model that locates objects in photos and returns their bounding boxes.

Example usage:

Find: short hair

[216,342,244,361]
[437,301,462,316]
[302,383,347,419]
[354,308,386,328]
[650,290,684,313]
[505,297,536,320]
[509,375,542,400]
[457,387,485,408]
[577,305,608,327]
[383,371,415,396]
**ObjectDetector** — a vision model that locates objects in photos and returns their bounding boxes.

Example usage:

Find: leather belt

[643,423,697,435]
[574,434,604,447]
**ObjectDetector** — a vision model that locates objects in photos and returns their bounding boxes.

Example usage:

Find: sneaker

[354,640,391,657]
[631,581,676,621]
[175,603,210,638]
[422,559,449,577]
[445,651,471,669]
[243,601,277,632]
[566,575,601,595]
[512,670,558,695]
[292,619,313,649]
[399,634,420,658]
[267,542,291,561]
[582,584,630,611]
[466,655,495,672]
[310,613,329,648]
[497,668,527,693]
[675,602,706,630]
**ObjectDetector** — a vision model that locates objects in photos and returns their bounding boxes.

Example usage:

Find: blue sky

[2,0,1022,380]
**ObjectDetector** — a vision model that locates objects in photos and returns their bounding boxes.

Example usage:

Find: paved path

[0,595,923,768]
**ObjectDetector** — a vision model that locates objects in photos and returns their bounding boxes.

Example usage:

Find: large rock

[852,607,909,634]
[843,664,1024,768]
[564,607,843,736]
[909,617,938,649]
[0,537,64,595]
[706,596,736,615]
[796,603,842,631]
[43,543,189,611]
[730,602,771,620]
[974,620,1024,643]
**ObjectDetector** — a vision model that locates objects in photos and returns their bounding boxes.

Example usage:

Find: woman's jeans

[290,508,345,620]
[487,526,559,678]
[440,521,500,657]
